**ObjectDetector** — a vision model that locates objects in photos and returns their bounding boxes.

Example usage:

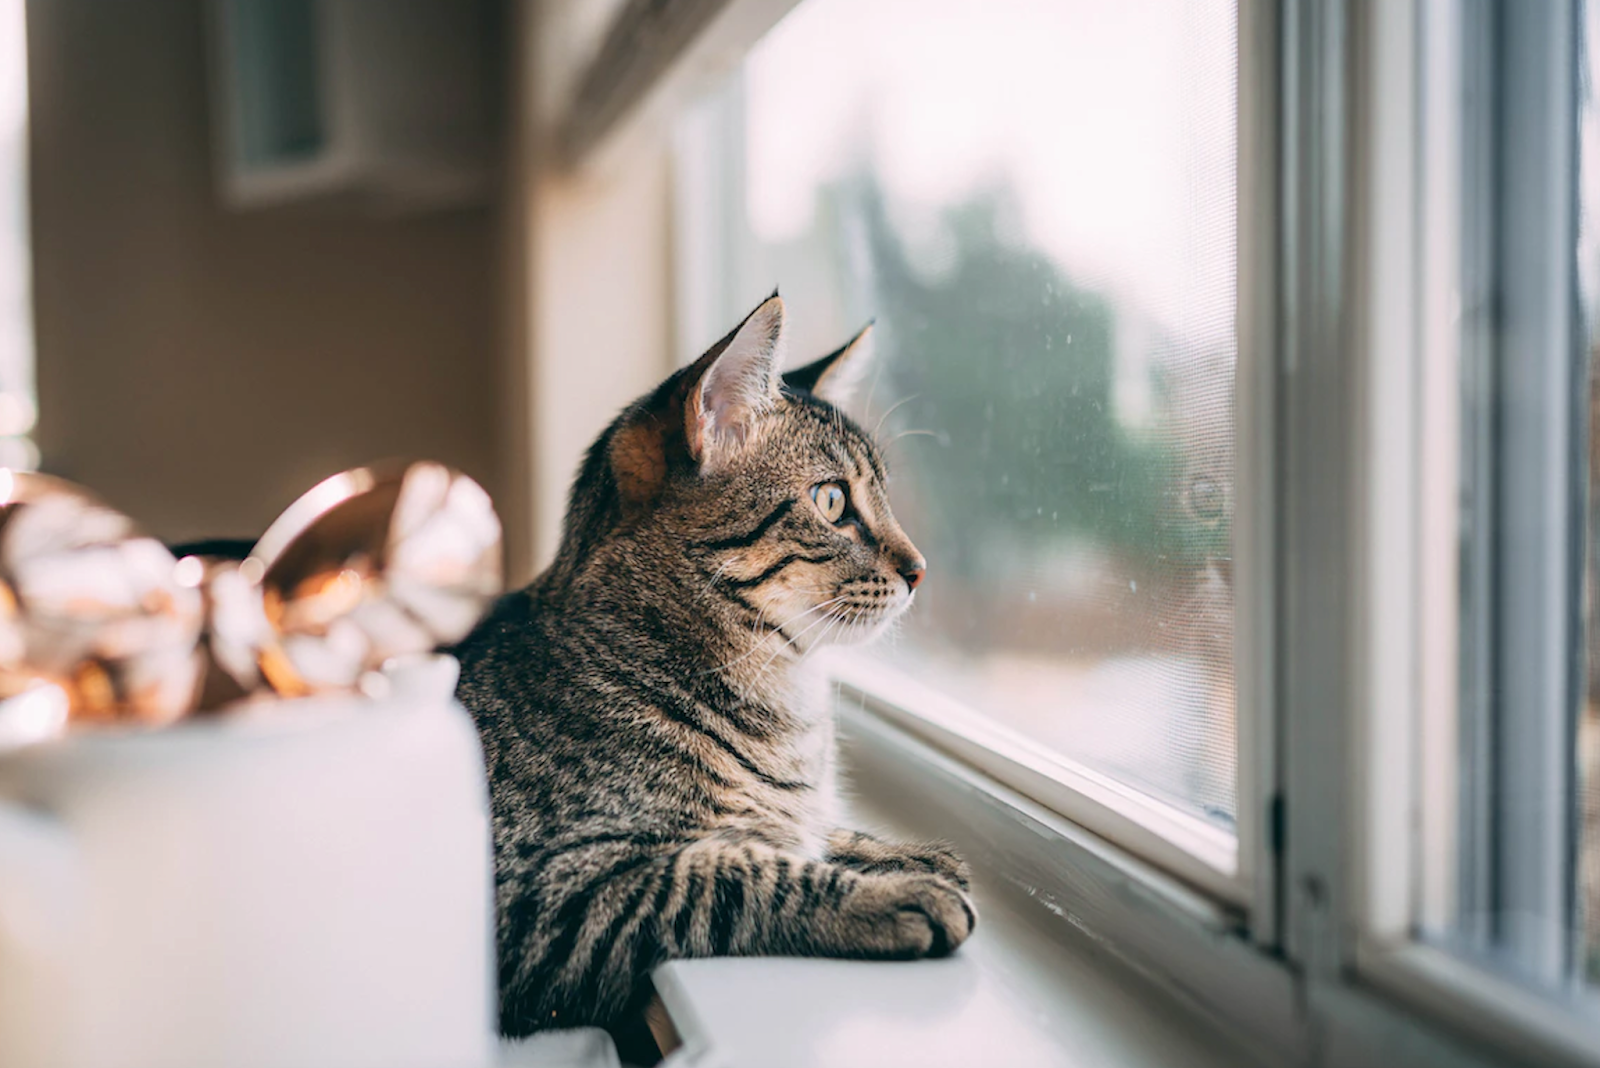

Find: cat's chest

[721,708,839,859]
[788,720,840,858]
[697,669,841,855]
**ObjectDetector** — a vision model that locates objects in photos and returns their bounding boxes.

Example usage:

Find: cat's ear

[608,294,784,503]
[683,293,787,465]
[782,322,875,408]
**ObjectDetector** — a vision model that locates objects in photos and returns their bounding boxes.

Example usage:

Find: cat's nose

[899,559,926,591]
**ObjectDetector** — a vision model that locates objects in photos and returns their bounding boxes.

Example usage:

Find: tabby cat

[453,294,975,1037]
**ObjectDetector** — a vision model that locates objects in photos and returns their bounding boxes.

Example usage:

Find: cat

[452,293,975,1037]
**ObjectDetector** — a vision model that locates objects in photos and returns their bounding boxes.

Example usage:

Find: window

[675,0,1244,887]
[1355,0,1600,1056]
[1410,0,1600,1005]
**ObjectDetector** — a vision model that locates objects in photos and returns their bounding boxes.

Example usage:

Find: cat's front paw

[841,873,977,959]
[907,841,971,891]
[828,831,972,891]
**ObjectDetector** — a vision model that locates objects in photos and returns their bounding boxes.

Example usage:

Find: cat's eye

[811,482,848,524]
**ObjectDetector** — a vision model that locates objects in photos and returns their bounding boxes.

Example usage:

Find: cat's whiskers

[699,595,848,677]
[812,612,846,653]
[698,558,736,599]
[747,600,851,678]
[785,601,850,651]
[806,612,851,665]
[873,393,920,438]
[771,595,847,638]
[731,601,842,683]
[884,428,938,449]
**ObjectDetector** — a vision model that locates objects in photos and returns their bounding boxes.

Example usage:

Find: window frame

[1453,0,1584,982]
[525,0,1600,1063]
[1351,0,1600,1062]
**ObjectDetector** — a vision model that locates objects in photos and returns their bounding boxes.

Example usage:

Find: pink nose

[900,563,925,590]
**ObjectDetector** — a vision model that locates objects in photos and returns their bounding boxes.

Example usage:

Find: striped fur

[454,297,975,1036]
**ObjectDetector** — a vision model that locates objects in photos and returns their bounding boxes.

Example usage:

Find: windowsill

[654,882,1261,1068]
[651,697,1271,1068]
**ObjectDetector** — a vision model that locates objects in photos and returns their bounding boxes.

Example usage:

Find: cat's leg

[497,835,976,1032]
[825,828,972,890]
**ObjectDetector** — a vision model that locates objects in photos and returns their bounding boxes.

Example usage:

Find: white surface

[655,889,1253,1068]
[0,678,494,1068]
[498,1029,621,1068]
[653,716,1265,1068]
[654,779,1260,1068]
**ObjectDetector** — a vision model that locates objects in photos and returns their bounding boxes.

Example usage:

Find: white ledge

[653,806,1261,1068]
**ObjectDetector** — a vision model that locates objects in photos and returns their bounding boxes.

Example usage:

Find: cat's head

[563,294,924,665]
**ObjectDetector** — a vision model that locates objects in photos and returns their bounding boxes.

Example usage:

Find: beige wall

[518,0,679,569]
[25,0,511,551]
[527,146,674,566]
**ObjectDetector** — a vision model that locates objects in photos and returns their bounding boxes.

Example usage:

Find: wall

[527,146,674,566]
[25,0,511,551]
[520,0,678,569]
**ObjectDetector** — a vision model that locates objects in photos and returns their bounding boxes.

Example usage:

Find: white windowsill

[653,890,1256,1068]
[654,818,1262,1068]
[651,696,1269,1068]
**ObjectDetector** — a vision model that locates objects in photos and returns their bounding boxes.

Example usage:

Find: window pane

[676,0,1239,830]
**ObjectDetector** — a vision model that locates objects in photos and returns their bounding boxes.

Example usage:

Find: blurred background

[5,0,1599,994]
[12,0,514,566]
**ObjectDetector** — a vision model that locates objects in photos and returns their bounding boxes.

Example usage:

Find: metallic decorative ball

[208,462,503,699]
[0,470,205,731]
[0,462,504,737]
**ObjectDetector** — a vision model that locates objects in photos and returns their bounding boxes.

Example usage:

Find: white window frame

[517,0,1600,1064]
[1353,0,1600,1063]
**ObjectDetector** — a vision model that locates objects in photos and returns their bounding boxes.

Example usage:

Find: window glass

[676,0,1239,830]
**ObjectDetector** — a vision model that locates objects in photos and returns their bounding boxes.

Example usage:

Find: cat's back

[453,579,672,795]
[454,587,551,714]
[454,583,595,778]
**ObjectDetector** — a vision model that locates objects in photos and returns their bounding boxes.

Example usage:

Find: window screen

[675,0,1240,830]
